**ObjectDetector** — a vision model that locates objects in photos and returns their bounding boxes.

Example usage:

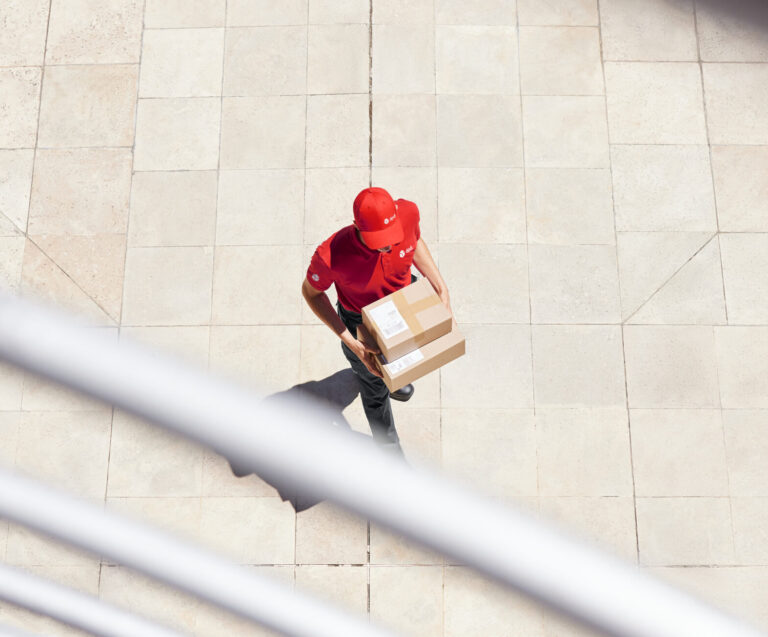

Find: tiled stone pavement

[1,0,768,635]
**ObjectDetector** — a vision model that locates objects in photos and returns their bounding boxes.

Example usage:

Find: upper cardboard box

[361,278,452,362]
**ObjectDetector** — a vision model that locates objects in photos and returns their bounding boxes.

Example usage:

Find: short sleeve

[307,244,334,291]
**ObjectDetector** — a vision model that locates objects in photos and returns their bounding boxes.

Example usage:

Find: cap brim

[360,221,404,250]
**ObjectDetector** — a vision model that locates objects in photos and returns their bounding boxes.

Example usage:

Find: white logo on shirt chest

[398,245,414,258]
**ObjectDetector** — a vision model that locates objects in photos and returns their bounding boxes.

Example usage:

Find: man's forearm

[303,290,357,347]
[412,238,449,300]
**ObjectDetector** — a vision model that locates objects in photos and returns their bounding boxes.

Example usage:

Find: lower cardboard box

[358,320,465,392]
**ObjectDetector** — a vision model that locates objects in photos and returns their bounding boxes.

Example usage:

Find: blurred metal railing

[0,289,763,637]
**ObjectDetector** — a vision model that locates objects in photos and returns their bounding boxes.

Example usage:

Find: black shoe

[389,383,414,402]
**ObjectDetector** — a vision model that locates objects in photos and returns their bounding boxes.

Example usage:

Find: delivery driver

[302,187,450,455]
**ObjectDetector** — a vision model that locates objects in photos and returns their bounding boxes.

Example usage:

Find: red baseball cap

[353,187,403,250]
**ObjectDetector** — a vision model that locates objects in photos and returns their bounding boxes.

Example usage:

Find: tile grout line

[596,0,641,566]
[692,0,737,563]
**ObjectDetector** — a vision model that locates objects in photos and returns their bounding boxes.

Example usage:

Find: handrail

[0,289,763,637]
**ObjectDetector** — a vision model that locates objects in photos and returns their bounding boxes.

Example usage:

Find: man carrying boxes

[302,187,464,456]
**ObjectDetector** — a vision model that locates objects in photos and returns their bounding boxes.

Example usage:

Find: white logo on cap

[383,217,389,225]
[399,250,405,258]
[311,274,319,282]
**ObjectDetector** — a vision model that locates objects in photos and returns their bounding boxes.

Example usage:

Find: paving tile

[306,95,369,167]
[651,566,768,632]
[0,564,99,636]
[198,496,295,564]
[0,412,20,466]
[715,327,768,409]
[695,1,768,62]
[436,0,517,25]
[393,408,440,466]
[13,411,109,499]
[221,96,306,169]
[370,521,443,565]
[217,169,304,246]
[299,325,350,384]
[29,148,132,236]
[209,325,301,394]
[371,167,438,243]
[437,95,522,167]
[228,0,308,25]
[99,566,199,634]
[295,565,367,615]
[720,234,768,324]
[616,231,712,320]
[45,0,143,64]
[536,408,632,496]
[20,239,114,326]
[304,167,369,245]
[705,63,768,144]
[636,497,734,566]
[107,409,204,497]
[526,168,614,245]
[309,24,369,94]
[105,497,201,543]
[0,0,50,66]
[374,95,437,167]
[538,496,637,562]
[599,0,697,61]
[129,171,217,247]
[517,0,597,26]
[624,326,720,408]
[522,96,609,168]
[711,146,768,232]
[604,62,706,144]
[442,408,537,498]
[437,168,525,243]
[38,65,137,148]
[436,26,518,94]
[30,233,126,321]
[439,243,528,323]
[732,497,768,564]
[212,245,303,324]
[0,68,42,149]
[295,501,368,564]
[532,326,626,408]
[373,25,435,94]
[441,325,534,409]
[630,409,728,496]
[134,98,220,170]
[310,0,368,23]
[140,28,224,98]
[723,410,768,497]
[0,149,33,233]
[0,236,25,293]
[529,245,620,323]
[120,326,210,369]
[444,566,545,637]
[393,366,440,409]
[370,566,443,637]
[6,522,97,567]
[610,145,716,232]
[519,27,603,95]
[627,237,726,325]
[224,27,307,96]
[122,246,213,326]
[374,0,434,24]
[144,0,226,27]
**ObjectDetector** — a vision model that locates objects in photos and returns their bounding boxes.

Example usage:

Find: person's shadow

[226,369,371,512]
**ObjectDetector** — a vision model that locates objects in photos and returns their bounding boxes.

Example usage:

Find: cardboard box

[361,278,452,362]
[358,321,465,393]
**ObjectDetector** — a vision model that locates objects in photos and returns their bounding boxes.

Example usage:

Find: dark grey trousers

[337,301,401,450]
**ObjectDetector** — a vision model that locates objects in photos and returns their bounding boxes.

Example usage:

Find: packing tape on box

[390,292,440,338]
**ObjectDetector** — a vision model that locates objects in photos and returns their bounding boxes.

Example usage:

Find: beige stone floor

[1,0,768,635]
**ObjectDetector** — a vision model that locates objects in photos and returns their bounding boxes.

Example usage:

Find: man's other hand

[349,338,383,378]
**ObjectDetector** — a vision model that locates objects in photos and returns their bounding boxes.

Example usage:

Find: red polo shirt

[307,199,421,313]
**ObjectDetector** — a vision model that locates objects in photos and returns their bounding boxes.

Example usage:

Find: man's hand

[348,338,383,378]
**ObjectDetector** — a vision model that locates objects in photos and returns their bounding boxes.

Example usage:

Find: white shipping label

[369,301,408,339]
[384,349,424,375]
